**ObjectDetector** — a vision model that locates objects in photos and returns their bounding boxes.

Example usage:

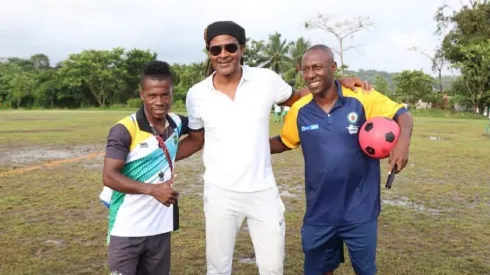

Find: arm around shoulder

[270,135,292,154]
[175,87,205,161]
[266,68,300,107]
[176,129,204,161]
[270,104,301,154]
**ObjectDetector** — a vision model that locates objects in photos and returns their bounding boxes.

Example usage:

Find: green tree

[260,32,292,75]
[373,75,390,96]
[435,0,490,64]
[393,70,435,105]
[452,41,490,112]
[9,72,35,108]
[30,54,51,70]
[243,38,266,67]
[119,49,158,102]
[408,46,446,93]
[283,37,311,86]
[435,1,490,112]
[58,48,127,107]
[171,62,206,103]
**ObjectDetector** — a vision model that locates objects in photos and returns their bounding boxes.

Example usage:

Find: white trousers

[203,183,286,275]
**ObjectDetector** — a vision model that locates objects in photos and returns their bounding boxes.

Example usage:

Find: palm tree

[260,32,293,75]
[283,37,311,87]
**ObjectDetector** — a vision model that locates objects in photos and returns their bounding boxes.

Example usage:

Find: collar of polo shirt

[206,65,252,91]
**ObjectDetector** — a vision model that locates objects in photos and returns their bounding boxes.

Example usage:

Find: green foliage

[436,1,490,113]
[341,69,457,93]
[171,62,206,103]
[452,40,490,111]
[126,98,142,108]
[243,38,267,67]
[437,1,490,64]
[172,100,186,112]
[373,75,390,95]
[57,48,128,107]
[410,108,488,119]
[393,70,436,105]
[0,15,484,114]
[243,36,311,86]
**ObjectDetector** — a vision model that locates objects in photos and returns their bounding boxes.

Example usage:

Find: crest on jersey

[347,112,359,124]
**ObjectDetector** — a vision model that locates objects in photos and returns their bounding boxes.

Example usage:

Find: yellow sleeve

[362,90,408,120]
[279,105,300,149]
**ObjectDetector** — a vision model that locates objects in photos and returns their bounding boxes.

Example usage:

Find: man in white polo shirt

[176,21,371,275]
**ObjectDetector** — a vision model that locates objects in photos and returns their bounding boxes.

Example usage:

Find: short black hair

[305,44,335,62]
[140,60,173,87]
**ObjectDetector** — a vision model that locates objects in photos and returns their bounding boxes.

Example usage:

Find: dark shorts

[108,232,171,275]
[301,219,378,275]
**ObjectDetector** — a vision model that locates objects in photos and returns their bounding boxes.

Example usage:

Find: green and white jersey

[100,107,188,241]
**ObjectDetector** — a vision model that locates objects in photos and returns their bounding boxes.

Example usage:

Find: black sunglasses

[208,43,239,56]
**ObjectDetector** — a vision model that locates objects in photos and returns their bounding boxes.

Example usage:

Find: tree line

[0,0,489,113]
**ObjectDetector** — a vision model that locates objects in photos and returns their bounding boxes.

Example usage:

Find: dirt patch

[0,128,72,134]
[0,145,102,167]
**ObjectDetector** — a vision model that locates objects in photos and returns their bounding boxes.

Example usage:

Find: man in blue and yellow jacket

[270,45,413,275]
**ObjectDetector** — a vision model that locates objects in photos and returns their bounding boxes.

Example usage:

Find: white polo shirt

[186,65,293,192]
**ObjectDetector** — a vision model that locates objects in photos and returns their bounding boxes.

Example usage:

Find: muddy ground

[0,143,448,214]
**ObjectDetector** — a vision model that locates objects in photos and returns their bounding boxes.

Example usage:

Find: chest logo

[346,124,359,135]
[301,124,319,132]
[347,112,359,124]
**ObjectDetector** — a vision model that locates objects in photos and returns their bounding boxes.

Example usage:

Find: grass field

[1,109,489,275]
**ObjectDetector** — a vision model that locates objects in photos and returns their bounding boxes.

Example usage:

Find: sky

[0,0,463,76]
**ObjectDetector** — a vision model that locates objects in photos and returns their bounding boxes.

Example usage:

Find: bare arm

[278,89,302,107]
[394,112,413,145]
[103,157,155,195]
[176,129,205,161]
[102,123,178,205]
[389,111,414,173]
[103,157,178,206]
[270,135,291,154]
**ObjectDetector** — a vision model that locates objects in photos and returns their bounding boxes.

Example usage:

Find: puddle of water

[382,197,441,214]
[14,149,72,161]
[0,145,99,166]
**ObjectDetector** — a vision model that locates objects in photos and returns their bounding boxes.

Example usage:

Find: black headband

[204,21,246,46]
